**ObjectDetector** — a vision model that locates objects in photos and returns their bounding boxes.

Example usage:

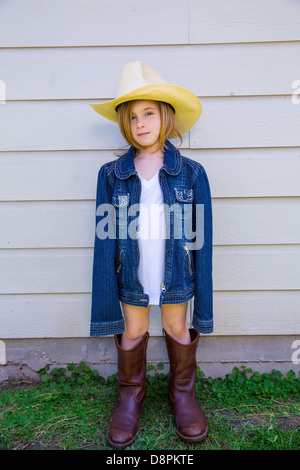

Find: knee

[162,322,188,340]
[124,324,148,342]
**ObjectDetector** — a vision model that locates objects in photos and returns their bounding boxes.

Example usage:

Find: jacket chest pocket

[174,188,193,220]
[111,192,130,226]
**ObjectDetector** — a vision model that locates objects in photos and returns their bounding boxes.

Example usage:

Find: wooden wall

[0,0,299,338]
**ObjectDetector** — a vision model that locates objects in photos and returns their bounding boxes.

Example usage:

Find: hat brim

[89,84,202,137]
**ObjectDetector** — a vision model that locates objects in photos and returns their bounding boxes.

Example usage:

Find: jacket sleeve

[90,165,125,336]
[191,165,213,334]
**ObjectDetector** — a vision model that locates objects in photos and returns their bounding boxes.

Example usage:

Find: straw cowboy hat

[89,61,202,136]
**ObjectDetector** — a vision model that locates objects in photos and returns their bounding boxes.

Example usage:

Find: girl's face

[130,100,161,152]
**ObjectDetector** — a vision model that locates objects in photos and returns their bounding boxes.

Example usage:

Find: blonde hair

[116,100,182,154]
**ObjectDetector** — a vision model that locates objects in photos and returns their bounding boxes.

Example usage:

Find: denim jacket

[90,141,213,336]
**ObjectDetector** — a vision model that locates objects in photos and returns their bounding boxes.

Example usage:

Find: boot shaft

[163,329,200,395]
[115,332,149,398]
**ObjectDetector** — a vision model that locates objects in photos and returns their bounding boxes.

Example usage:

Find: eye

[131,115,136,121]
[146,111,153,116]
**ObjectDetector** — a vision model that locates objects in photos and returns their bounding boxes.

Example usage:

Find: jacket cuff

[90,319,125,337]
[192,316,213,334]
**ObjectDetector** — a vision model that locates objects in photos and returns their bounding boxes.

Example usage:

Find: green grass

[0,362,299,450]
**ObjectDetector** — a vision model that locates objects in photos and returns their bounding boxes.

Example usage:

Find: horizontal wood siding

[0,0,299,338]
[1,0,299,46]
[2,43,300,99]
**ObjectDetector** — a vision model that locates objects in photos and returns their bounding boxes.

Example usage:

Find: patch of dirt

[218,410,300,430]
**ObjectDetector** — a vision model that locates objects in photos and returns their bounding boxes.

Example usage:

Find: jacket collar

[115,140,182,179]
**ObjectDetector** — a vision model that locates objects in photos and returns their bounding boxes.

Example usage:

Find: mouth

[137,132,150,137]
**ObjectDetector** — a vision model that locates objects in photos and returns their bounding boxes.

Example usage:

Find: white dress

[137,170,167,305]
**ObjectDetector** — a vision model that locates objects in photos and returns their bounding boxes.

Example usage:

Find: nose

[136,117,144,128]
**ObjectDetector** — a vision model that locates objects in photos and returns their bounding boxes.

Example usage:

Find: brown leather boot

[163,328,208,442]
[107,331,149,449]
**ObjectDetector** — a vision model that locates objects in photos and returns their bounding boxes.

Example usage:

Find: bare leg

[120,302,151,350]
[161,302,190,345]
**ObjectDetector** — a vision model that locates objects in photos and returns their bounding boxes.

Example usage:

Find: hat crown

[117,61,166,98]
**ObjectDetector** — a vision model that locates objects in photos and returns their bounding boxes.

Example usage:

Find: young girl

[89,62,213,449]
